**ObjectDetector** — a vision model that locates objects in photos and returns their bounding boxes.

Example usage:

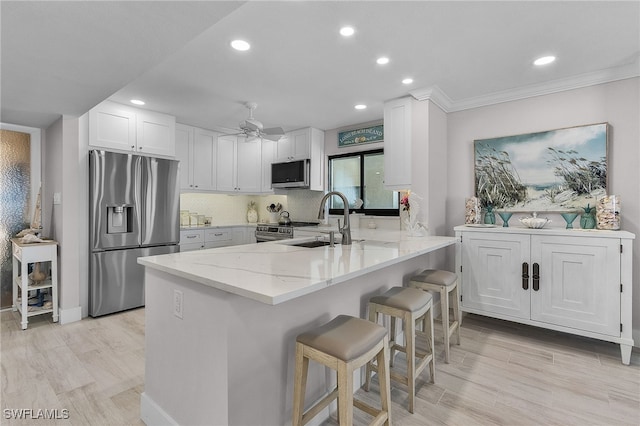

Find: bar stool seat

[409,269,461,363]
[293,315,392,426]
[365,286,435,414]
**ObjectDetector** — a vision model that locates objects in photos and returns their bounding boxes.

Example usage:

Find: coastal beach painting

[474,123,608,212]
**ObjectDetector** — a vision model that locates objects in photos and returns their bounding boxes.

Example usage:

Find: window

[328,149,399,216]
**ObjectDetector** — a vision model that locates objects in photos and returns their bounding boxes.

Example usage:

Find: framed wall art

[474,123,609,212]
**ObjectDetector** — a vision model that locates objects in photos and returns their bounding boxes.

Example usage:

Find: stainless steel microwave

[271,159,310,188]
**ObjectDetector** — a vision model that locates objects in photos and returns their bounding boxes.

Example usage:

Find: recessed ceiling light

[340,26,355,37]
[130,99,145,106]
[354,104,367,110]
[230,39,250,51]
[402,78,414,85]
[376,57,390,65]
[534,55,556,66]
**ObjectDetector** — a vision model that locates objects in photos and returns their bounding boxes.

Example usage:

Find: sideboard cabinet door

[461,232,530,319]
[530,235,620,336]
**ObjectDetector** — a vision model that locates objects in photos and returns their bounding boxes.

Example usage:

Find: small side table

[11,238,59,330]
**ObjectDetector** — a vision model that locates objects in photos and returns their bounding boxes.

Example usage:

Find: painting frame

[474,123,609,212]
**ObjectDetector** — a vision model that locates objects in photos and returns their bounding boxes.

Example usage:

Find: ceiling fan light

[230,39,250,51]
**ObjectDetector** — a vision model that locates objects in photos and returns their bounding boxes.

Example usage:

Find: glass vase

[484,206,495,225]
[596,195,621,230]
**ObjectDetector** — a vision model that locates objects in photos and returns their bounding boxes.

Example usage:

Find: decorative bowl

[519,212,551,229]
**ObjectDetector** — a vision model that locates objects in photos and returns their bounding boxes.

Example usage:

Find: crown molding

[410,63,640,113]
[409,85,453,112]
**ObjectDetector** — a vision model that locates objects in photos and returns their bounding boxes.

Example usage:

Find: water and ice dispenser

[107,205,133,234]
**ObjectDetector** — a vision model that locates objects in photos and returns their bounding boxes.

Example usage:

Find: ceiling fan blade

[261,133,283,141]
[220,131,244,137]
[262,126,284,136]
[242,118,263,131]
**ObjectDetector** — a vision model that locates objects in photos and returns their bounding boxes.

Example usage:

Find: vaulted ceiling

[2,1,638,132]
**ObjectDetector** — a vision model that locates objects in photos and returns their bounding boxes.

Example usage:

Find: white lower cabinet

[204,229,232,249]
[454,226,635,364]
[179,229,205,251]
[180,226,255,251]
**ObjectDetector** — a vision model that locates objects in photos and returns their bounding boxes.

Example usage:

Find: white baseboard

[59,306,82,325]
[140,392,178,426]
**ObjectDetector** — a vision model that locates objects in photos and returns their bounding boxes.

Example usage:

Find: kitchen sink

[290,240,335,248]
[288,239,365,248]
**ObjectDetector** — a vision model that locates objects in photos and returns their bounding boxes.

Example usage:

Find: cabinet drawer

[179,242,204,252]
[180,230,204,245]
[205,229,232,242]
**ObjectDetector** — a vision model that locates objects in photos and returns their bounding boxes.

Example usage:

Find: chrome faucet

[317,191,352,245]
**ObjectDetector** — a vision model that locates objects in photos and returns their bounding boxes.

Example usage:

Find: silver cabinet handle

[186,235,197,239]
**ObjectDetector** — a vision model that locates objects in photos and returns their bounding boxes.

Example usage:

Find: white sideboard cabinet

[454,225,635,364]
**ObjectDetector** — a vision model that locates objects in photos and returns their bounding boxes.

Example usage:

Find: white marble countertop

[180,222,257,230]
[138,229,456,305]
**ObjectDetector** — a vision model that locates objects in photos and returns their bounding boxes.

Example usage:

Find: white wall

[446,78,640,344]
[43,116,83,323]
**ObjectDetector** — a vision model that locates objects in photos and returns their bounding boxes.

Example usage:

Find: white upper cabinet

[136,110,176,157]
[193,128,217,190]
[216,136,261,193]
[175,124,216,191]
[275,127,325,191]
[89,100,176,157]
[236,138,262,193]
[261,140,276,193]
[175,124,193,190]
[383,97,412,189]
[215,135,236,192]
[276,128,310,162]
[89,101,136,152]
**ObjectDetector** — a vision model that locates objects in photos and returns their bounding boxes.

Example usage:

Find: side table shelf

[11,238,59,330]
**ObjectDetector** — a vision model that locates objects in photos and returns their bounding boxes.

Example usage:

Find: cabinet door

[289,128,310,159]
[383,97,412,189]
[137,111,176,157]
[175,124,193,190]
[89,102,136,151]
[232,227,248,245]
[275,134,293,162]
[530,235,620,336]
[461,232,530,319]
[216,136,237,191]
[236,139,261,193]
[261,140,276,192]
[193,129,217,190]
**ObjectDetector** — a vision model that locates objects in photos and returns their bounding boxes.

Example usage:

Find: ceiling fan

[229,102,284,141]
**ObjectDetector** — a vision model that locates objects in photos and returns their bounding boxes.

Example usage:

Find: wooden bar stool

[409,269,461,363]
[292,315,392,426]
[364,286,435,414]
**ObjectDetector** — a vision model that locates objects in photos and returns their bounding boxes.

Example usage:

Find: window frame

[327,149,399,217]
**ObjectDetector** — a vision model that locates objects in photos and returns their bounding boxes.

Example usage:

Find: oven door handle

[255,233,287,242]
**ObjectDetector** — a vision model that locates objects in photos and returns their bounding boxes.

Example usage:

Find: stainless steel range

[255,222,319,242]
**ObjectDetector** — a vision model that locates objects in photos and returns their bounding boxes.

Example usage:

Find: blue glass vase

[498,212,513,227]
[484,206,496,225]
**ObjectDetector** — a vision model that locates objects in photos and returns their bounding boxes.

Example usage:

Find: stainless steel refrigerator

[89,150,180,317]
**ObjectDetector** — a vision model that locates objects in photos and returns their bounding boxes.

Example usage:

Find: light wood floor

[1,309,639,425]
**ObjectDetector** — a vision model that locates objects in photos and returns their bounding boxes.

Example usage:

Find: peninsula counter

[138,230,455,425]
